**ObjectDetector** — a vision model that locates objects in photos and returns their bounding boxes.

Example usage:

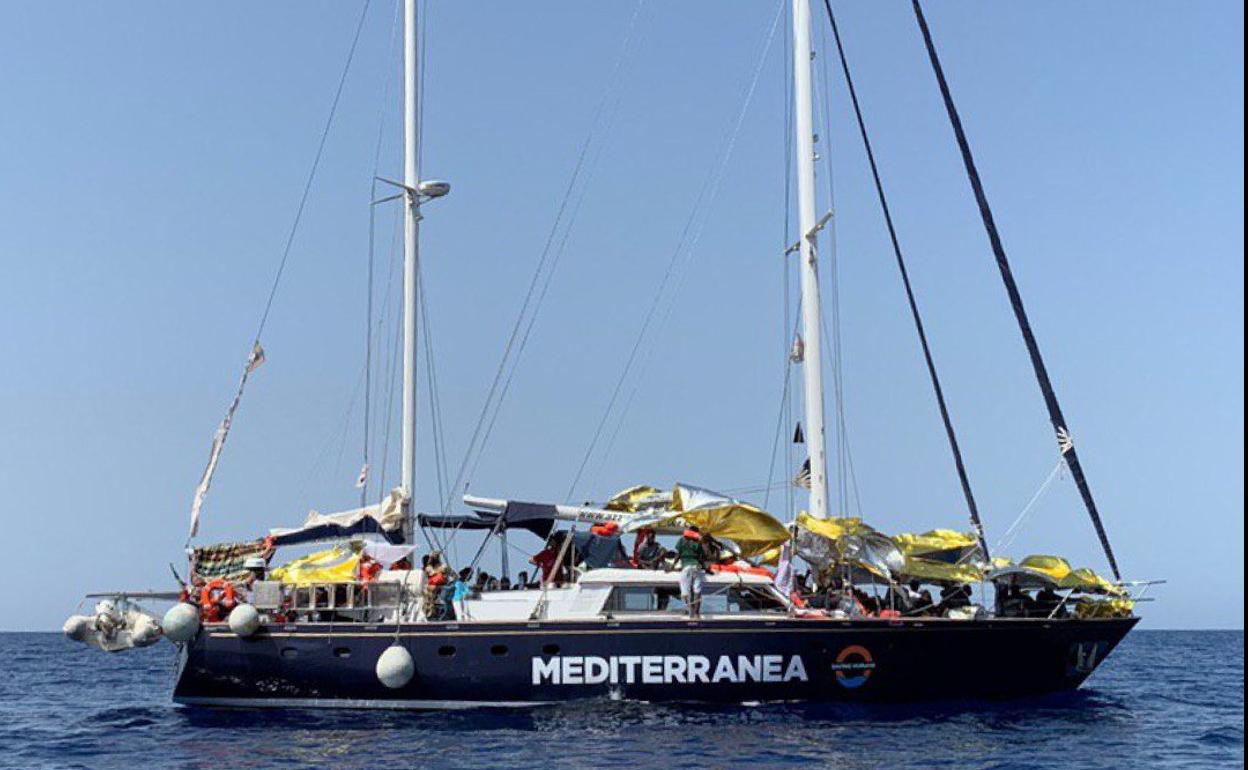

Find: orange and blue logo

[831,645,875,689]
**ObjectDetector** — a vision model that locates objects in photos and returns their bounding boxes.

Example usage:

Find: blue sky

[0,2,1241,630]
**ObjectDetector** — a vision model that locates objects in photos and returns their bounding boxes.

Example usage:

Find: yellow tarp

[1075,597,1135,618]
[269,546,360,586]
[893,529,979,557]
[605,485,664,512]
[795,513,878,541]
[1059,567,1125,596]
[899,557,984,585]
[661,506,788,558]
[637,484,789,558]
[1019,554,1073,582]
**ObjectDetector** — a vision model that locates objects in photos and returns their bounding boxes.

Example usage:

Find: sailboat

[67,0,1145,709]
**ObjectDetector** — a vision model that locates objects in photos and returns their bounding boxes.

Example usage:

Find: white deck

[454,568,786,622]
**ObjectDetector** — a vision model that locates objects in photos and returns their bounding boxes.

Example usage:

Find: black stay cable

[820,0,989,559]
[910,0,1121,580]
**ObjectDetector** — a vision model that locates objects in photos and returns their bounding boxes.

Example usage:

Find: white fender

[376,644,415,689]
[228,604,261,637]
[162,603,201,643]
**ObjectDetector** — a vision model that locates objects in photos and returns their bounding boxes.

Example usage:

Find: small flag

[793,458,812,489]
[246,342,266,373]
[793,422,805,444]
[355,463,370,489]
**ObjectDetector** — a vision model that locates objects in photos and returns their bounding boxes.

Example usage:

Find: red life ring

[199,579,237,622]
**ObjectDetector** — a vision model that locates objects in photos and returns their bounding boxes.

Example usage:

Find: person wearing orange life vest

[422,552,452,619]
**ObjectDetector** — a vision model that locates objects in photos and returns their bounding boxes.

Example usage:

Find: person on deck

[634,529,663,570]
[422,552,451,619]
[938,584,972,616]
[997,584,1029,618]
[1034,586,1068,618]
[531,532,569,586]
[515,570,530,589]
[676,526,709,618]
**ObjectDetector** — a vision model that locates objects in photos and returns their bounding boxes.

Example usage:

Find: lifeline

[532,654,809,686]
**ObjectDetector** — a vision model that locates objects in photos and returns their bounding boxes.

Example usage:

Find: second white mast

[792,0,831,519]
[400,0,420,538]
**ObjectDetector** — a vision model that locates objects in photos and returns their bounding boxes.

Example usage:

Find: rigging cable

[569,0,788,502]
[445,0,648,514]
[911,0,1119,578]
[995,458,1067,554]
[764,0,797,519]
[362,2,402,506]
[820,0,988,555]
[813,14,851,516]
[186,1,373,543]
[252,0,373,347]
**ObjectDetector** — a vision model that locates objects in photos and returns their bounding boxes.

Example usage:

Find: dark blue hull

[172,616,1137,708]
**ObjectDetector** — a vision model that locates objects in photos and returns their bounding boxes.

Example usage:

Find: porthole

[438,645,456,657]
[333,647,351,658]
[281,647,298,659]
[491,644,509,657]
[542,644,560,656]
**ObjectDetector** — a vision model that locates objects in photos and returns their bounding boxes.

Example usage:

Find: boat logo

[831,645,875,689]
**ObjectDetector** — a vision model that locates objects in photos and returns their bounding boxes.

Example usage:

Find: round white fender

[162,603,201,643]
[228,604,261,637]
[376,644,415,689]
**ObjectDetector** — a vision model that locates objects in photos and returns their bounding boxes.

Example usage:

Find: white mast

[401,0,420,540]
[791,0,831,519]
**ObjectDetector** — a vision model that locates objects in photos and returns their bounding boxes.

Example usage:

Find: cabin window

[491,644,509,657]
[603,585,785,615]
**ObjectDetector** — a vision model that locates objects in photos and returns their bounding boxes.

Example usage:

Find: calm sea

[0,630,1240,770]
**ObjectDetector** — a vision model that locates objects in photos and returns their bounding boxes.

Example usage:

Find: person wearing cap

[676,526,708,618]
[242,556,268,587]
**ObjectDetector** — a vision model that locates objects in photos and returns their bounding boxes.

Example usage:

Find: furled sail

[269,487,406,546]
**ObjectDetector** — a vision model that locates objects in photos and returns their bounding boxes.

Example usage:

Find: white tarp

[270,486,406,542]
[188,342,265,541]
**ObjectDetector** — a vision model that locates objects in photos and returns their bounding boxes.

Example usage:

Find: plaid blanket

[192,539,272,581]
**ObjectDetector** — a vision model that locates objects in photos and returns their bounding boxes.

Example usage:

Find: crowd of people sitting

[189,524,1074,624]
[995,584,1071,619]
[789,572,976,619]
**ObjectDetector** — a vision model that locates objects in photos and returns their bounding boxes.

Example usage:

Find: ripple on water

[0,630,1241,770]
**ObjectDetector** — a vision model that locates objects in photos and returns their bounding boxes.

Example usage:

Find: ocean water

[0,630,1240,770]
